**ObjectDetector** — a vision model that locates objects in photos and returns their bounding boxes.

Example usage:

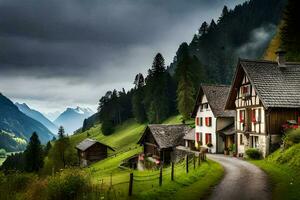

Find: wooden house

[191,84,236,153]
[76,138,114,166]
[138,124,190,164]
[183,128,196,150]
[225,50,300,157]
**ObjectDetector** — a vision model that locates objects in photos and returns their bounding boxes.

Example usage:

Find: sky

[0,0,245,115]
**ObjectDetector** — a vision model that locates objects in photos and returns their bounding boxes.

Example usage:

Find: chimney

[275,49,286,69]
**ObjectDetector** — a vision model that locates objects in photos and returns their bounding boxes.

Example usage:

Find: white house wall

[195,94,217,153]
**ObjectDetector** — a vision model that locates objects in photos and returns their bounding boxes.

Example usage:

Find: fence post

[186,155,189,174]
[198,154,201,166]
[129,173,133,196]
[159,165,163,186]
[171,162,174,181]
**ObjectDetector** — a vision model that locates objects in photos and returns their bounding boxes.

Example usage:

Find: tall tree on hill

[132,74,146,123]
[144,53,176,123]
[24,132,44,172]
[281,0,300,60]
[175,43,196,120]
[199,21,208,36]
[56,126,70,168]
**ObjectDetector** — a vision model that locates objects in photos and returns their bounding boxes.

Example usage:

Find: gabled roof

[217,123,235,136]
[226,59,300,109]
[183,128,195,141]
[76,138,115,151]
[191,84,235,118]
[138,124,190,149]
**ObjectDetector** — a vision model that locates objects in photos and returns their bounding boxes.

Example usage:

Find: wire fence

[83,152,207,199]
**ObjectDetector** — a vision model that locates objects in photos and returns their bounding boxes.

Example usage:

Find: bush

[283,128,300,148]
[0,148,6,157]
[47,169,90,200]
[245,148,262,160]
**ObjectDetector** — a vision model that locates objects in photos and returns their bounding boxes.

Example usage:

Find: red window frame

[252,109,256,123]
[205,133,212,144]
[205,117,212,126]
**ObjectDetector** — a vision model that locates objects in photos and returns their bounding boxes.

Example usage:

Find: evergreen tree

[144,53,175,123]
[199,21,208,35]
[175,43,196,120]
[281,0,300,60]
[44,141,52,156]
[24,132,44,172]
[56,126,70,168]
[101,119,114,135]
[82,119,88,132]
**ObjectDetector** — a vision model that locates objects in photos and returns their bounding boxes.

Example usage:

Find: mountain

[169,0,287,85]
[44,111,61,122]
[0,93,55,150]
[15,103,58,134]
[54,107,94,134]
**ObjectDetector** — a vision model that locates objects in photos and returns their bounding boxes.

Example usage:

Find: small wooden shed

[76,138,114,166]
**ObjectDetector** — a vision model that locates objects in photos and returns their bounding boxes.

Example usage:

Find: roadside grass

[134,160,223,200]
[250,143,300,200]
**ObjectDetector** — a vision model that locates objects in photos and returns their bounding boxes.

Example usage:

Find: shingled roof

[138,124,190,149]
[191,84,235,118]
[76,138,114,151]
[183,128,195,141]
[226,59,300,109]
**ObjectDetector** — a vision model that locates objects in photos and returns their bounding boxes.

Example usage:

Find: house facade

[138,124,190,164]
[191,85,236,153]
[225,51,300,157]
[76,138,115,166]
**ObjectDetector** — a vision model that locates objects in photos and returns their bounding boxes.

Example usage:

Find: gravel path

[206,154,271,200]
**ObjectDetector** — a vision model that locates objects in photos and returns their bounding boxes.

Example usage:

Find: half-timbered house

[138,124,190,164]
[191,84,236,153]
[76,138,115,166]
[225,50,300,157]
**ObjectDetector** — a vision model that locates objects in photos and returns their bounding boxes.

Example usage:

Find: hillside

[15,103,58,134]
[251,140,300,200]
[0,93,55,147]
[169,0,286,85]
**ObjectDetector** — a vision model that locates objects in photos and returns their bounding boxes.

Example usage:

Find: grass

[66,115,224,199]
[263,22,282,61]
[250,143,300,200]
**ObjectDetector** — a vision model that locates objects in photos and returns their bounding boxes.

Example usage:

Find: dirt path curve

[206,154,271,200]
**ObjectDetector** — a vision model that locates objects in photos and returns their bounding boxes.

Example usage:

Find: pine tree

[24,132,44,172]
[175,43,196,120]
[281,0,300,60]
[44,141,52,156]
[199,21,208,35]
[56,126,70,168]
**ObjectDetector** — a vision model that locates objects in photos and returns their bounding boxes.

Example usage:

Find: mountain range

[15,103,58,134]
[53,107,94,134]
[0,93,55,151]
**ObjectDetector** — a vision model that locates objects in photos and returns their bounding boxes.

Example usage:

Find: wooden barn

[76,138,114,166]
[138,124,190,164]
[225,50,300,157]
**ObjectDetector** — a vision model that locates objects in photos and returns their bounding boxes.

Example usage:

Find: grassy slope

[0,158,5,166]
[69,115,223,199]
[251,143,300,200]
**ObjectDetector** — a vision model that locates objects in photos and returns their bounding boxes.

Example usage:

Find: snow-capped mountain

[53,106,94,134]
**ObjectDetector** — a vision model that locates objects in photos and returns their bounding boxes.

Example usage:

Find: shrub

[245,148,262,160]
[0,148,6,158]
[47,169,90,200]
[283,128,300,148]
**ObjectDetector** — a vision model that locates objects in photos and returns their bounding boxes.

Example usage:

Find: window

[241,85,251,97]
[240,134,244,145]
[203,103,208,109]
[252,109,256,123]
[258,108,261,123]
[200,117,203,126]
[195,132,203,145]
[239,110,245,123]
[205,133,212,144]
[251,136,259,148]
[205,117,212,127]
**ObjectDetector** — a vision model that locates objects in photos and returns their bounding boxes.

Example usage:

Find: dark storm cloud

[0,0,245,112]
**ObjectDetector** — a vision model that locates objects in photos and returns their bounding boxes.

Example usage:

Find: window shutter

[240,110,244,122]
[252,109,256,122]
[196,117,199,126]
[209,117,212,126]
[195,132,199,141]
[200,133,202,145]
[205,117,208,126]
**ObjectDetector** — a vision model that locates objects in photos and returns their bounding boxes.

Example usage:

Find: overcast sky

[0,0,245,114]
